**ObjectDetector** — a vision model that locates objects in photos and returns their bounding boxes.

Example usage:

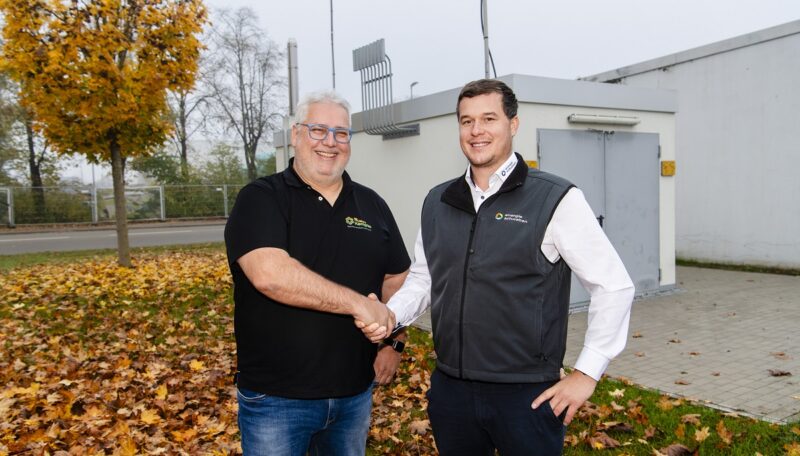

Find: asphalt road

[0,223,225,255]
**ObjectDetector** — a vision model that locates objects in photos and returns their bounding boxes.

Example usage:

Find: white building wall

[599,32,800,268]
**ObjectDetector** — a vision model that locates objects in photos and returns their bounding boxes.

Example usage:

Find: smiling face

[291,101,351,189]
[458,92,518,173]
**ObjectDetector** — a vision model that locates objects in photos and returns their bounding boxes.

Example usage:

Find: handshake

[353,293,396,343]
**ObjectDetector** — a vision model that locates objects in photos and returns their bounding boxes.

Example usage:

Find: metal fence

[0,184,246,227]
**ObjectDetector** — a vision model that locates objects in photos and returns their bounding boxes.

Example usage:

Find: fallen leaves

[0,251,239,454]
[715,419,733,445]
[609,388,626,399]
[771,351,791,360]
[694,426,710,443]
[768,369,792,377]
[408,419,430,435]
[2,251,798,455]
[587,431,621,449]
[680,413,701,425]
[139,409,162,425]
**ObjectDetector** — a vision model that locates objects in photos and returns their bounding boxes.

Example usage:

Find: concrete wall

[584,25,800,268]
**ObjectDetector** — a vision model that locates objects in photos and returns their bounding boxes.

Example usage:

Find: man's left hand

[373,345,402,385]
[531,370,597,425]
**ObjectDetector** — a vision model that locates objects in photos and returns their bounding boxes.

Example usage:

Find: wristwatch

[381,336,405,353]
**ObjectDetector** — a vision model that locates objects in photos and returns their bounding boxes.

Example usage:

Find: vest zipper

[459,215,478,378]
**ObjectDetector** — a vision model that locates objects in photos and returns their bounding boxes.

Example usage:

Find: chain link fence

[1,184,245,227]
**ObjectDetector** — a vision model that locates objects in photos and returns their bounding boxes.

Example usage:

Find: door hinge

[658,268,662,282]
[658,145,662,158]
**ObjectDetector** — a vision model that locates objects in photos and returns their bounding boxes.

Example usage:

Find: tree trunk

[110,138,131,267]
[25,120,45,219]
[179,135,189,181]
[245,145,257,181]
[178,94,190,181]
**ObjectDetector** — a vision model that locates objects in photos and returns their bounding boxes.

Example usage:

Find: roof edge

[580,19,800,82]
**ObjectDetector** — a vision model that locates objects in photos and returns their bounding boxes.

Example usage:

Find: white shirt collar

[465,153,518,192]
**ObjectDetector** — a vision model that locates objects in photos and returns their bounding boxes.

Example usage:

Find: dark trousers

[426,369,567,456]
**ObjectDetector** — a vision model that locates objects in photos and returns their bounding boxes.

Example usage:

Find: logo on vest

[345,216,372,231]
[494,212,528,224]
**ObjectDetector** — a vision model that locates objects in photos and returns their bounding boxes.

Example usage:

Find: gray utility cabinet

[538,129,660,305]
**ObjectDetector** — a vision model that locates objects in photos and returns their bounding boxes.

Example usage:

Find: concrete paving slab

[565,266,800,424]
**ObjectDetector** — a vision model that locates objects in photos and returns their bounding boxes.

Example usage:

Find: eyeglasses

[296,123,353,144]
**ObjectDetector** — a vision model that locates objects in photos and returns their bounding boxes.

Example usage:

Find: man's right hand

[353,293,395,342]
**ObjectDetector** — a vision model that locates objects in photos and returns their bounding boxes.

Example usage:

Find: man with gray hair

[225,90,410,455]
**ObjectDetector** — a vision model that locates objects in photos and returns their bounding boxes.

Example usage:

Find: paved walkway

[415,266,800,423]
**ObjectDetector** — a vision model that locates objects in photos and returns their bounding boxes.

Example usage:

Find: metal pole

[330,0,336,89]
[288,39,299,116]
[159,185,166,221]
[410,81,418,99]
[482,0,490,79]
[282,117,290,172]
[91,162,98,224]
[222,185,229,217]
[7,188,14,228]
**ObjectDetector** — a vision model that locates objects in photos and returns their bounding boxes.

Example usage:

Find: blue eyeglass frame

[296,123,353,144]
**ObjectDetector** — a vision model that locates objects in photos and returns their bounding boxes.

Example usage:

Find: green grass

[0,242,224,271]
[677,258,800,276]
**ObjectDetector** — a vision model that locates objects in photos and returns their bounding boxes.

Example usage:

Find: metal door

[537,129,660,305]
[604,131,660,295]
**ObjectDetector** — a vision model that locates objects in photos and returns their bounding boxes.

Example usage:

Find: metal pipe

[222,185,229,217]
[6,188,13,228]
[330,0,336,89]
[159,185,166,221]
[482,0,490,78]
[287,39,299,116]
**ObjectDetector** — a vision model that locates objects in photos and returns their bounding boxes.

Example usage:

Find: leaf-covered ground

[1,248,798,455]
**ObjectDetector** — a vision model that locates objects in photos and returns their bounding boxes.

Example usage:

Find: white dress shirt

[387,153,634,381]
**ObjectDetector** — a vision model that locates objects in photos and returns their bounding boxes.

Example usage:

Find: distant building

[582,20,800,269]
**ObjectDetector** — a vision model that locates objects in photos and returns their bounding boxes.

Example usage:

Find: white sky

[206,0,799,111]
[64,0,800,184]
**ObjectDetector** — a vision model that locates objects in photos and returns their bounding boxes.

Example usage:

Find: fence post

[7,187,14,228]
[91,185,99,224]
[222,185,229,217]
[159,185,166,221]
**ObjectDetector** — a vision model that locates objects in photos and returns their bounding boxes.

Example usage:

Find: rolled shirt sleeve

[387,228,432,328]
[543,188,635,381]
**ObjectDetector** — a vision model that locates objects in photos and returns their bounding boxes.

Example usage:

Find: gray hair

[294,90,351,125]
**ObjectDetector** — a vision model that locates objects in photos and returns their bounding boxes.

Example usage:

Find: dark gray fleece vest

[421,155,574,383]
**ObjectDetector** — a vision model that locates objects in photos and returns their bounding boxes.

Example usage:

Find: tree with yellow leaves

[0,0,207,266]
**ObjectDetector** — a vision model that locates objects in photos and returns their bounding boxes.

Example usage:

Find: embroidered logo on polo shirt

[345,216,372,231]
[494,212,528,224]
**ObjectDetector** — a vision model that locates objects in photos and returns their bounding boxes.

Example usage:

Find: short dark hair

[456,79,518,120]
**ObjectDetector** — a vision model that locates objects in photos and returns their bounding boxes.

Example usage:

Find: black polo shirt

[224,162,410,399]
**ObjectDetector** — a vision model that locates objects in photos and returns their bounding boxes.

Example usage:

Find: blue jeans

[237,384,373,456]
[427,369,567,456]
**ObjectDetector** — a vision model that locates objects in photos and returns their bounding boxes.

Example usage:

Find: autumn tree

[0,0,207,266]
[0,71,18,185]
[206,8,285,181]
[0,71,59,212]
[168,86,209,181]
